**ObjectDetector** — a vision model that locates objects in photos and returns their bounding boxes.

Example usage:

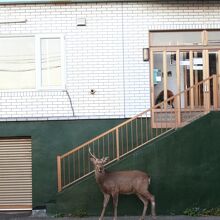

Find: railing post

[116,128,120,160]
[176,96,181,127]
[57,155,62,192]
[176,49,181,127]
[204,81,211,112]
[163,50,168,110]
[189,51,194,110]
[213,74,218,110]
[203,50,210,113]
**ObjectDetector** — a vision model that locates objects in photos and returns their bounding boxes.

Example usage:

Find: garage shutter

[0,138,32,210]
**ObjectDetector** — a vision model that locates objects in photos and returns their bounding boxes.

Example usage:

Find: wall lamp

[143,48,149,61]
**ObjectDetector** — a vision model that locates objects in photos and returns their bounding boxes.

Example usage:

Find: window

[0,36,35,90]
[0,35,64,90]
[150,31,202,46]
[40,37,63,88]
[208,31,220,45]
[150,30,220,47]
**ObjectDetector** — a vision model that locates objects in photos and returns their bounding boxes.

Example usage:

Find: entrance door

[150,49,179,127]
[151,48,220,127]
[0,138,32,210]
[151,49,219,110]
[150,30,220,120]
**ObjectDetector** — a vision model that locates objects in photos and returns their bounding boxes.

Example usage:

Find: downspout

[65,89,75,116]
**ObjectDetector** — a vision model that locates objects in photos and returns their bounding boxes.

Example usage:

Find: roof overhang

[0,0,156,4]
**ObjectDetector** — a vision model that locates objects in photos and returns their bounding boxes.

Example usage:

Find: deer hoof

[138,217,144,220]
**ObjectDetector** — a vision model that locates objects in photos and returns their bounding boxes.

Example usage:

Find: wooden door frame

[150,47,220,126]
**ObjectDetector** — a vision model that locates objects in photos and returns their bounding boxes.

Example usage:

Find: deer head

[89,148,109,174]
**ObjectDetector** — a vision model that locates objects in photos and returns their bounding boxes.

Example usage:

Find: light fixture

[143,48,149,61]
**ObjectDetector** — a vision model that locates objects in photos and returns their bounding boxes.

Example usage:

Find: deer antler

[88,147,97,159]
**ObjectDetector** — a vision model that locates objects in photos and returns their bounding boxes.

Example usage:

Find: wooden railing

[57,75,219,192]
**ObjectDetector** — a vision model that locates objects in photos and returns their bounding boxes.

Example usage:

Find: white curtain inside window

[0,36,35,90]
[40,38,62,88]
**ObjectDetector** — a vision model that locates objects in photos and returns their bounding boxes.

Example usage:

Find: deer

[89,148,156,220]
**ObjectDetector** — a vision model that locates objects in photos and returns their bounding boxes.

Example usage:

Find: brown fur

[155,89,174,108]
[90,156,156,220]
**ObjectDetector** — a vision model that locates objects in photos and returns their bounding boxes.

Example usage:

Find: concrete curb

[4,216,220,220]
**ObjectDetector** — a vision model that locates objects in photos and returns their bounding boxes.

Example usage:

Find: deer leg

[137,193,148,220]
[141,191,156,220]
[149,194,156,220]
[99,193,110,220]
[112,194,118,220]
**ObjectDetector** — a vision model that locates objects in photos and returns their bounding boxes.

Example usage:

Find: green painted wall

[56,112,220,216]
[0,118,125,208]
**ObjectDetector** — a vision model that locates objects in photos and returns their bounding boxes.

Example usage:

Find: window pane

[0,37,35,90]
[180,52,190,108]
[208,31,220,45]
[41,38,62,87]
[150,31,202,46]
[153,52,163,105]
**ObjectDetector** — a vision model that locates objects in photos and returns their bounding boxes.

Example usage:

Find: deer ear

[103,157,109,163]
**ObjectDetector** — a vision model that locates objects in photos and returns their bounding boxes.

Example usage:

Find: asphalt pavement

[0,212,220,220]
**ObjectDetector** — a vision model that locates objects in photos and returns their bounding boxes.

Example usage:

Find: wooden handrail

[61,75,215,159]
[57,75,218,191]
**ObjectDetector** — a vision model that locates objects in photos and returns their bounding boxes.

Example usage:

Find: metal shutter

[0,138,32,210]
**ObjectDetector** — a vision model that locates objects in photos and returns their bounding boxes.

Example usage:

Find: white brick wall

[0,91,73,120]
[1,1,220,120]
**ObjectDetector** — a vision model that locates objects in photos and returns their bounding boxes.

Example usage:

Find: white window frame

[35,34,66,90]
[0,34,66,91]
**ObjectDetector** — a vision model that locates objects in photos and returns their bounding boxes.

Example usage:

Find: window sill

[0,88,66,93]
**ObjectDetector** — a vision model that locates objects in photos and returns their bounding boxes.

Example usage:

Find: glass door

[151,50,177,109]
[152,51,164,107]
[150,29,220,119]
[151,48,220,111]
[150,49,178,127]
[179,50,204,109]
[208,51,218,106]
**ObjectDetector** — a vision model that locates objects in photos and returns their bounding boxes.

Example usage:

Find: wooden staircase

[57,75,219,192]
